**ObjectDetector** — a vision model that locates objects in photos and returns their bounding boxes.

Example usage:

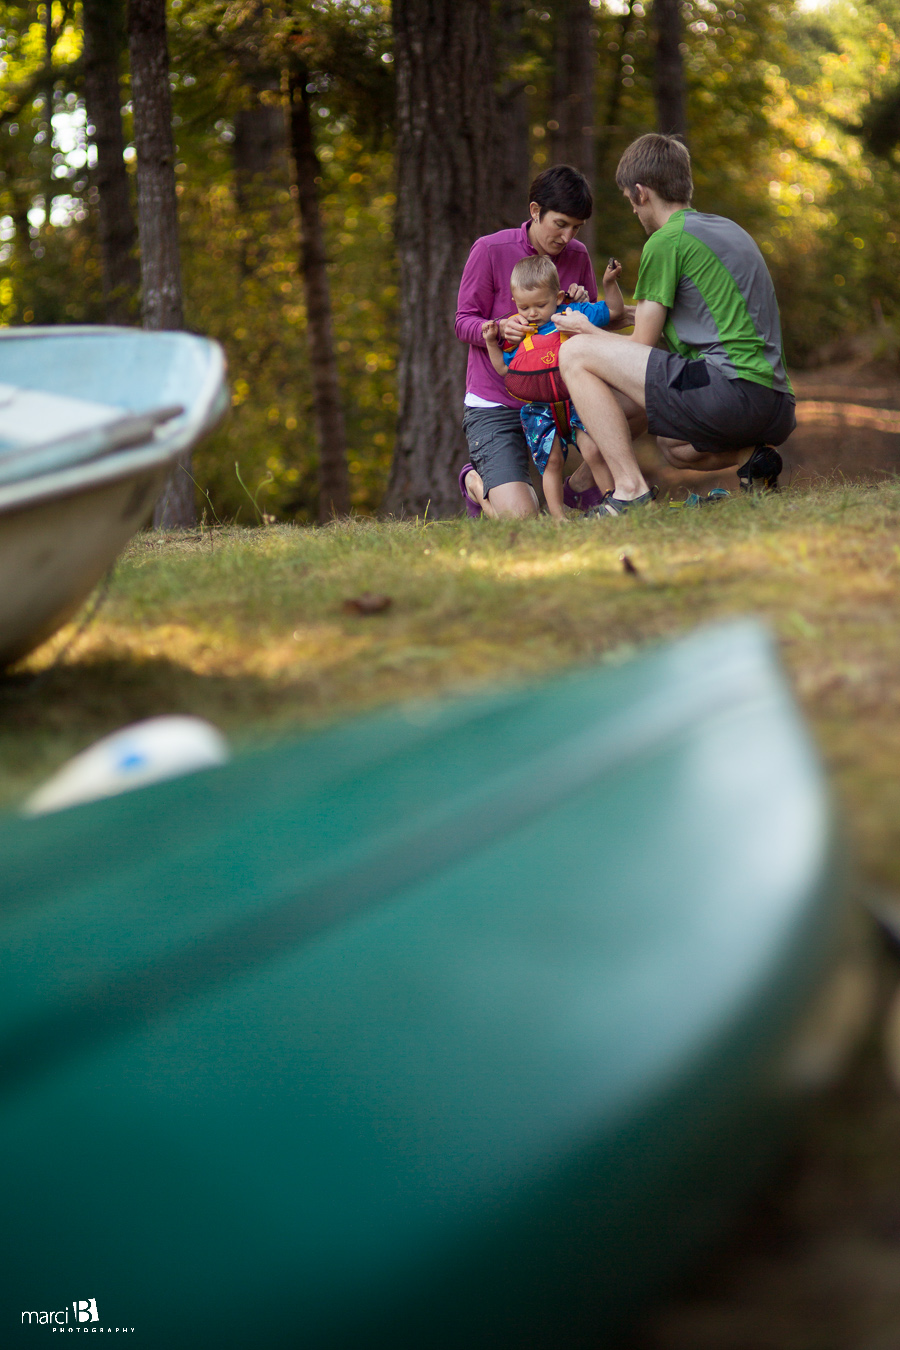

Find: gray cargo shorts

[645,350,796,454]
[462,406,531,495]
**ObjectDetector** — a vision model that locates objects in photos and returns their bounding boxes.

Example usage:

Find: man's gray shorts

[645,350,796,454]
[462,406,531,496]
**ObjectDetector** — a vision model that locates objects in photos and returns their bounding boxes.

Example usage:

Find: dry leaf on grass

[342,593,393,616]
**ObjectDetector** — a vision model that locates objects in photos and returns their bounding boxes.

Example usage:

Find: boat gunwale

[0,439,177,517]
[0,326,228,481]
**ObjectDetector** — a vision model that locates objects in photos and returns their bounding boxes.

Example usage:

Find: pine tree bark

[595,0,636,177]
[82,0,139,324]
[43,0,56,230]
[654,0,687,141]
[234,95,288,276]
[549,0,596,253]
[493,0,530,230]
[235,100,287,209]
[286,64,350,522]
[128,0,193,527]
[384,0,497,518]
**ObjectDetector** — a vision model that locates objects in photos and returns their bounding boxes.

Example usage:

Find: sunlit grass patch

[5,484,900,885]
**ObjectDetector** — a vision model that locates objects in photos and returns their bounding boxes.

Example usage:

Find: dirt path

[788,359,900,485]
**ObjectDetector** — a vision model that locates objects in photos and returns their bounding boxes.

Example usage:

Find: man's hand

[566,282,589,304]
[553,307,598,336]
[497,312,530,344]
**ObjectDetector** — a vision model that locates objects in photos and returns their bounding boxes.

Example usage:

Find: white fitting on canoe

[23,715,230,815]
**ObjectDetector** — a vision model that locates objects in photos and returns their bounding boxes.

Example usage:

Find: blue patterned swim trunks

[519,402,586,475]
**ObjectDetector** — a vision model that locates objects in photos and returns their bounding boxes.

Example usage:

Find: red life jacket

[503,327,572,439]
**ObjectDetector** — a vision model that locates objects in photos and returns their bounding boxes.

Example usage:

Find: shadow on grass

[0,654,320,811]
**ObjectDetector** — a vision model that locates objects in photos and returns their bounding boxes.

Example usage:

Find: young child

[482,254,624,519]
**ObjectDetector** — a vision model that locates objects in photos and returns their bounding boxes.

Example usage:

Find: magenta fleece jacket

[455,221,597,407]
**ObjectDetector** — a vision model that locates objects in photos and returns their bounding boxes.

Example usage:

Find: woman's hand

[553,307,597,336]
[565,282,589,304]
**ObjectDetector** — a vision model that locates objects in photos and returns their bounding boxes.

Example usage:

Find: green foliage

[1,0,900,524]
[765,0,900,361]
[506,0,900,367]
[183,134,398,523]
[0,0,397,522]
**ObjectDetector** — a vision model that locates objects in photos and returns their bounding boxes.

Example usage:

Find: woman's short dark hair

[528,165,593,221]
[615,134,693,204]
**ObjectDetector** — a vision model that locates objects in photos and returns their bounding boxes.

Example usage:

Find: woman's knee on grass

[484,479,540,520]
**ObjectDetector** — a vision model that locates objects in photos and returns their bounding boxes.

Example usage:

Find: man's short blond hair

[615,133,693,205]
[510,255,561,295]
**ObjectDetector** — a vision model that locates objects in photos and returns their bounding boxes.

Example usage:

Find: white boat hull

[0,327,227,667]
[0,443,171,665]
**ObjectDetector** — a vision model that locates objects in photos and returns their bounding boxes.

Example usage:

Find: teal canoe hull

[0,622,844,1345]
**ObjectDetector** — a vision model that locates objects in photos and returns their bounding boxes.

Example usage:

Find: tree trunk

[286,63,350,522]
[549,0,596,253]
[384,0,496,518]
[43,0,56,230]
[234,100,287,200]
[83,0,140,324]
[234,96,289,276]
[128,0,193,527]
[654,0,687,141]
[595,0,636,177]
[493,0,530,230]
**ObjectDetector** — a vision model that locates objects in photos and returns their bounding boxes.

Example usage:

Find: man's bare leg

[658,437,758,493]
[574,429,614,495]
[657,436,744,472]
[559,334,653,501]
[464,468,539,520]
[567,392,648,494]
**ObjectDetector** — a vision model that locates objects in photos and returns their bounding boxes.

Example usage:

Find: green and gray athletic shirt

[634,209,793,395]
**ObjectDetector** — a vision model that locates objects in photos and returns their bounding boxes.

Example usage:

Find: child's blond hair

[510,255,560,296]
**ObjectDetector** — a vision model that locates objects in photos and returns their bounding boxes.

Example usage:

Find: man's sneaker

[738,445,782,493]
[587,485,659,518]
[563,477,605,512]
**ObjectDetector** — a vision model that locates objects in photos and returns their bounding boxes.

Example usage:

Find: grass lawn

[4,480,900,889]
[4,479,900,1346]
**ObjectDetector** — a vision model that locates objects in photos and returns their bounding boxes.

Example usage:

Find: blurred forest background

[0,0,898,523]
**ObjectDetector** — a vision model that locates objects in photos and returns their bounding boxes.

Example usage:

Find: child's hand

[566,282,588,303]
[482,319,500,344]
[603,257,623,286]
